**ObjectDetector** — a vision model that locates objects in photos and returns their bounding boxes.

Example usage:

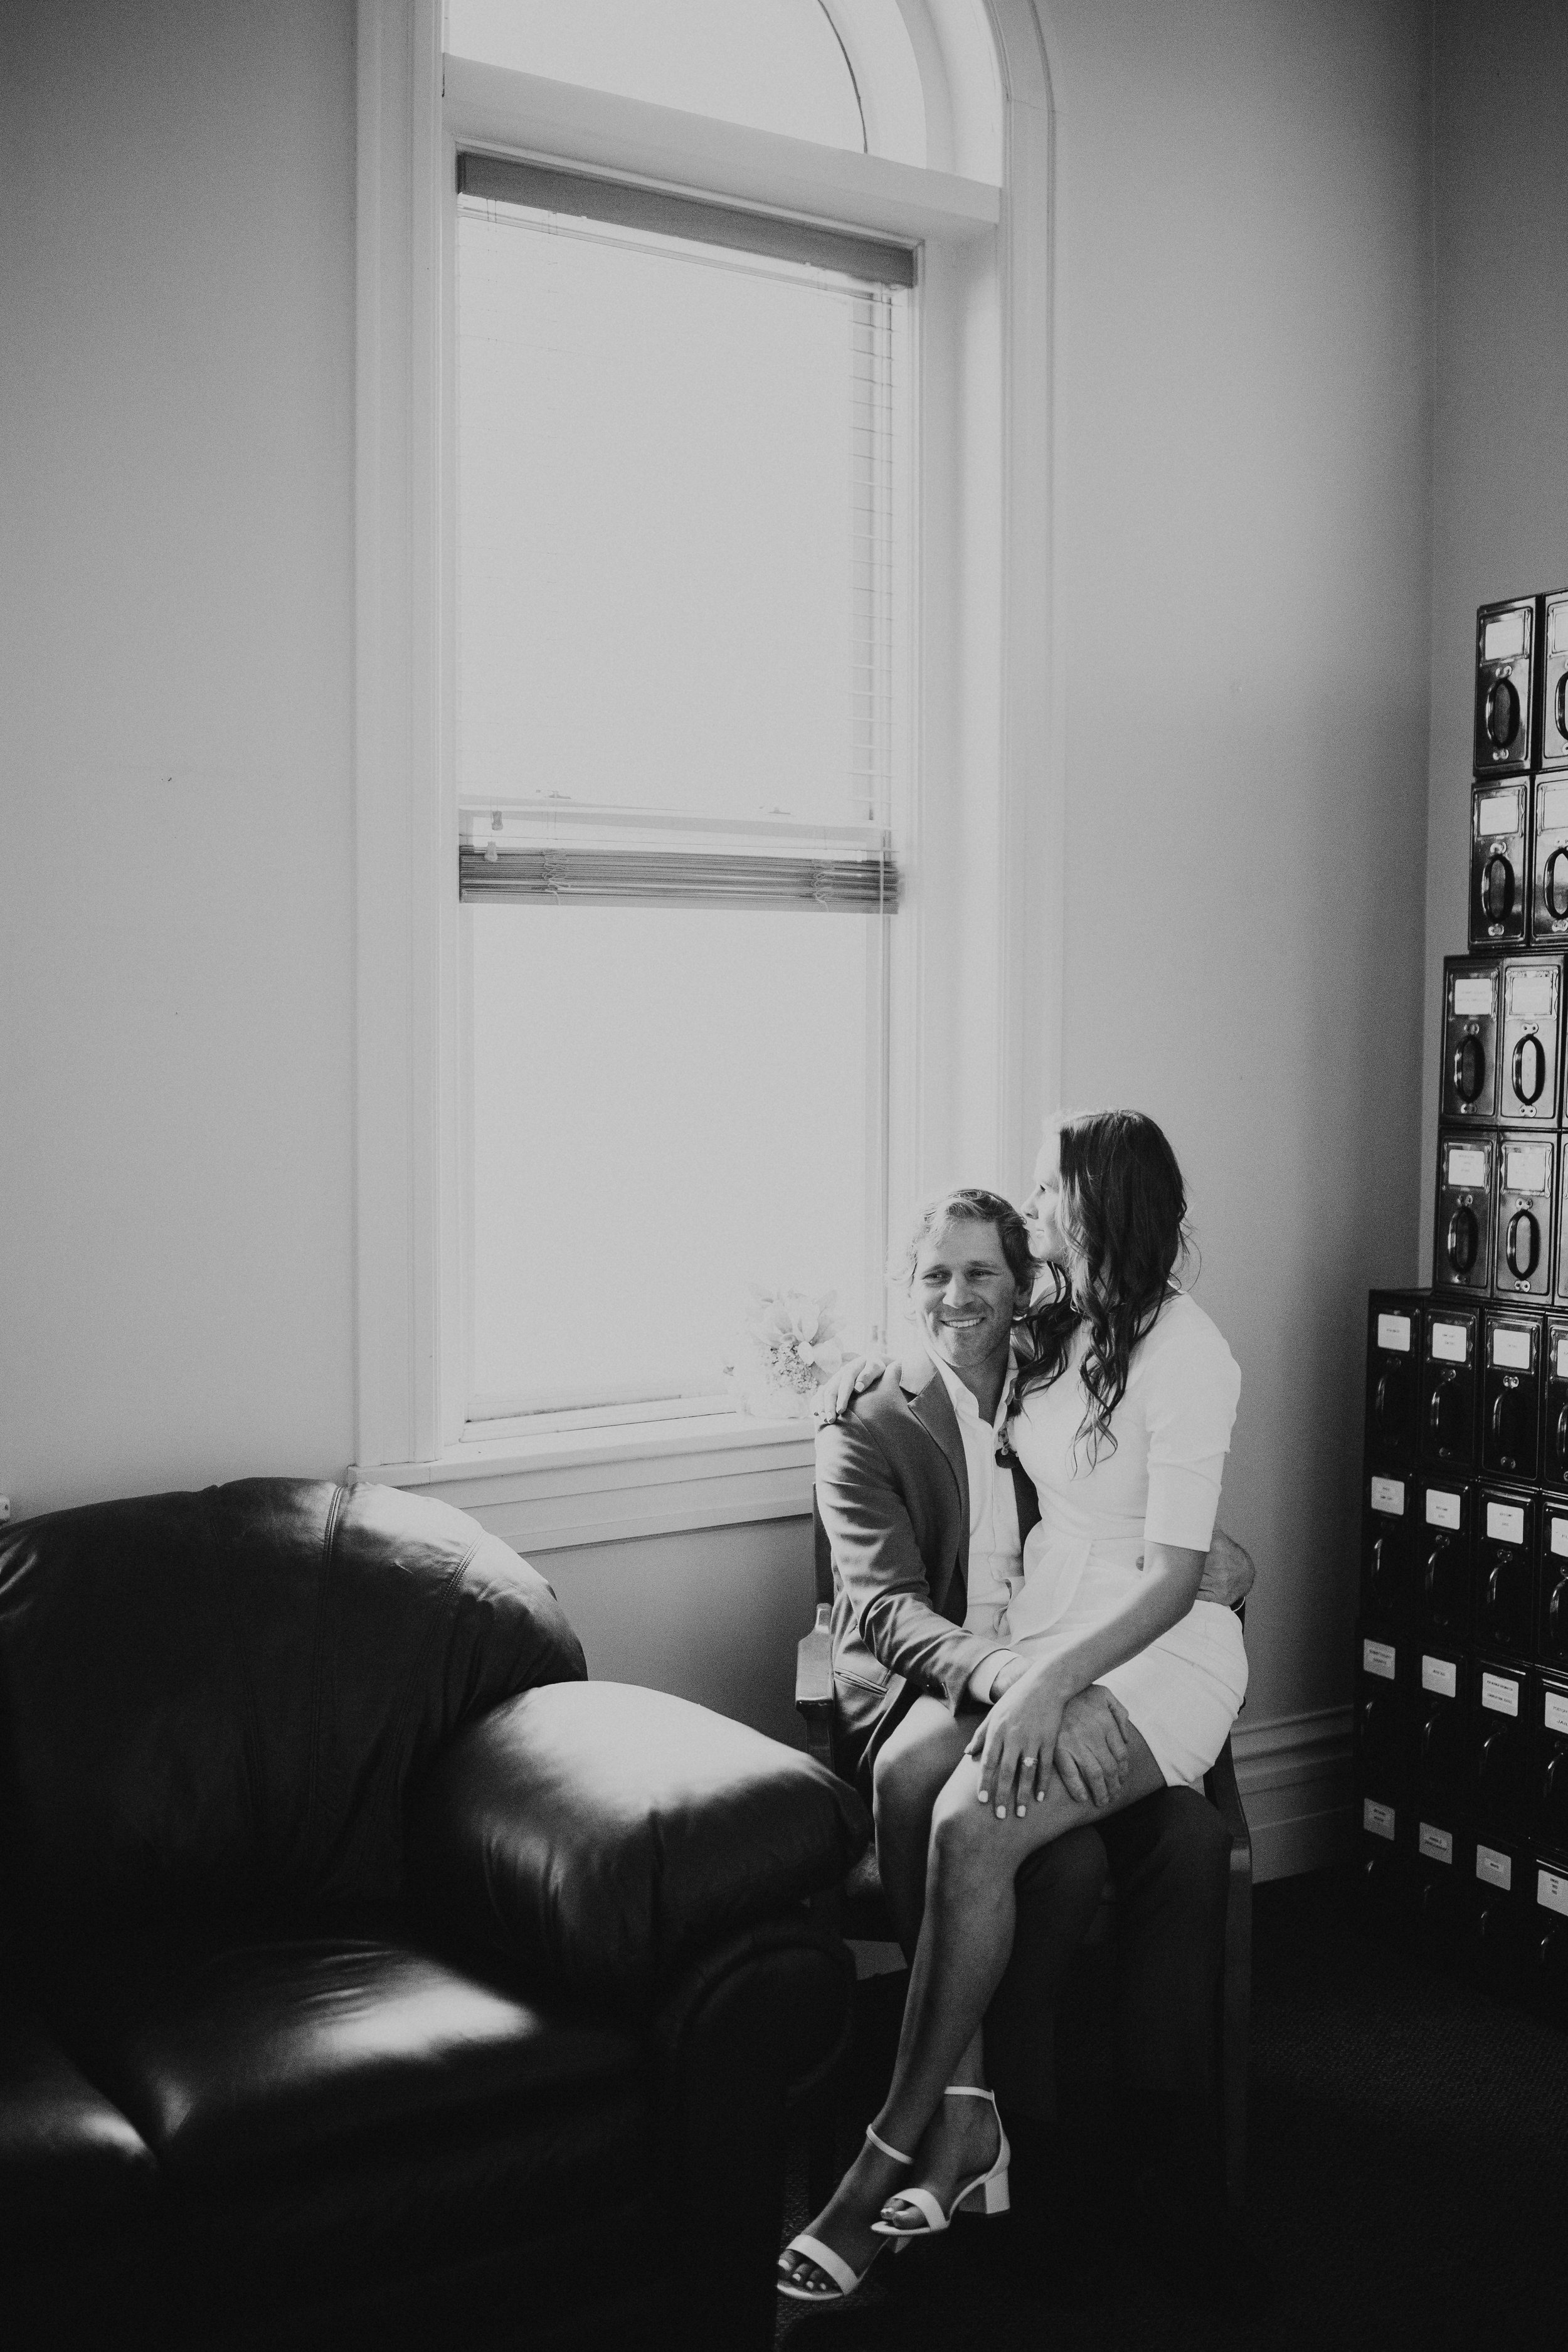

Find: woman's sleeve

[1142,1313,1241,1552]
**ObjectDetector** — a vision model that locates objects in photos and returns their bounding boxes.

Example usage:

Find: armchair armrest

[795,1602,835,1774]
[406,1680,869,2013]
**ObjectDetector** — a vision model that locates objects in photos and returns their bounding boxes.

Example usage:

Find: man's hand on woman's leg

[1053,1686,1134,1808]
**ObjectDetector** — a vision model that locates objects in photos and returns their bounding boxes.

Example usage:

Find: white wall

[2,1,1443,1860]
[1042,0,1434,1863]
[1419,0,1568,1261]
[0,0,358,1503]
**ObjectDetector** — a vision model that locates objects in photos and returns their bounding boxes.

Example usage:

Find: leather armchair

[0,1478,867,2349]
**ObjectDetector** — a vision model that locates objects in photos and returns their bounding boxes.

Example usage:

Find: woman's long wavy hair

[1012,1108,1190,1461]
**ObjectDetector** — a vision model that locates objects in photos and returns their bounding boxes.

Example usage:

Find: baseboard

[1231,1706,1353,1883]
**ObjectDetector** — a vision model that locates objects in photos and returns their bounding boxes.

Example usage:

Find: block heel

[871,2085,1011,2240]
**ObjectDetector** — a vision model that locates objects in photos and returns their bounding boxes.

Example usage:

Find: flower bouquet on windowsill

[729,1287,847,1422]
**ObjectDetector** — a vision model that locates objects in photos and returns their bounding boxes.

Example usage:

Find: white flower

[738,1285,848,1402]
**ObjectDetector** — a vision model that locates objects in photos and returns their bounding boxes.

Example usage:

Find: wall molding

[354,1421,815,1553]
[1231,1704,1352,1883]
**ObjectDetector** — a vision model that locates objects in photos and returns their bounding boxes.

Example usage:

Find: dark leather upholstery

[408,1680,867,2008]
[0,1478,864,2349]
[59,1929,642,2176]
[0,1480,585,1924]
[0,1991,157,2217]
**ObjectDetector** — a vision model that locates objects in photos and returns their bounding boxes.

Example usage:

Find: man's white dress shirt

[924,1348,1022,1704]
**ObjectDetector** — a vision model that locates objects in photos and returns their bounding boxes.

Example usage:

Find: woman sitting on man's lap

[778,1107,1246,2306]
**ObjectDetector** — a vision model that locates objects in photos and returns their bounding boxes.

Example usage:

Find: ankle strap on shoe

[865,2124,914,2165]
[943,2085,999,2104]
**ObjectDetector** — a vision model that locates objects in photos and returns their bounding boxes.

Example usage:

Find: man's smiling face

[911,1214,1019,1387]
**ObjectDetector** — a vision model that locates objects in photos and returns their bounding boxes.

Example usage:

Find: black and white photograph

[3,3,1567,2346]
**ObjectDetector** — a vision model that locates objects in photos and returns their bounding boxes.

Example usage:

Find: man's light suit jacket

[815,1355,1040,1790]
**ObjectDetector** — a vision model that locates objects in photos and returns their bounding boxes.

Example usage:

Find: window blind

[456,156,904,831]
[458,840,899,909]
[457,151,916,288]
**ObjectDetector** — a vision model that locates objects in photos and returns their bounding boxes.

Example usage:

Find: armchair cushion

[406,1682,870,2012]
[0,1989,157,2223]
[57,1930,640,2182]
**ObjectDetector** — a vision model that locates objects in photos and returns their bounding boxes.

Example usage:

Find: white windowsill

[348,1411,818,1554]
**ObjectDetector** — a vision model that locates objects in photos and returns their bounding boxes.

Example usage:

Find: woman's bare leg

[871,1729,1168,2173]
[781,1718,1165,2294]
[780,1703,977,2298]
[872,1698,975,1956]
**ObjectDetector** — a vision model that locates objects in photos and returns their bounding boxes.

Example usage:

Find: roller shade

[457,149,917,289]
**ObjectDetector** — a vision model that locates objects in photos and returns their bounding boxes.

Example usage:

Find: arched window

[355,1,1054,1542]
[448,0,876,154]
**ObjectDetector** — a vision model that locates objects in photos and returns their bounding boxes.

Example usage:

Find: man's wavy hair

[1012,1109,1190,1461]
[894,1188,1036,1297]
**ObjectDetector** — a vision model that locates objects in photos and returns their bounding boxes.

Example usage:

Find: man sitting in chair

[812,1179,1253,2281]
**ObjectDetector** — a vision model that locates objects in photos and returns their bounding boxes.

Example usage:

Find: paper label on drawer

[1544,1692,1568,1735]
[1504,1143,1550,1194]
[1431,1320,1468,1364]
[1485,611,1527,661]
[1552,1515,1568,1557]
[1362,1640,1396,1682]
[1507,969,1555,1018]
[1537,1868,1568,1919]
[1551,603,1568,655]
[1486,1502,1525,1545]
[1481,1673,1520,1717]
[1557,1338,1568,1381]
[1377,1312,1412,1352]
[1478,789,1521,835]
[1370,1476,1404,1517]
[1542,781,1568,830]
[1476,1844,1513,1891]
[1363,1799,1396,1841]
[1446,1146,1488,1189]
[1419,1823,1454,1865]
[1425,1488,1461,1530]
[1491,1326,1533,1370]
[1452,976,1494,1017]
[1421,1655,1458,1698]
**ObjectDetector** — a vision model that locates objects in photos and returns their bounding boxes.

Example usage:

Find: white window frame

[352,0,1061,1550]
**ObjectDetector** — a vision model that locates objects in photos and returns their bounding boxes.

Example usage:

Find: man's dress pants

[983,1784,1232,2150]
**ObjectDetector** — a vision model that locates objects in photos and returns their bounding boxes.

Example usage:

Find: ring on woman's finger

[1022,1754,1036,1767]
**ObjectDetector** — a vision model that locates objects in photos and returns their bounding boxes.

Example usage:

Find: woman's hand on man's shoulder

[812,1350,891,1424]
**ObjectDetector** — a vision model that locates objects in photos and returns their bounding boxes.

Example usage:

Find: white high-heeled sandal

[776,2124,914,2304]
[870,2085,1011,2238]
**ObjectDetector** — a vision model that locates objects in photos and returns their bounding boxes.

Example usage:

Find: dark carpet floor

[775,1870,1568,2352]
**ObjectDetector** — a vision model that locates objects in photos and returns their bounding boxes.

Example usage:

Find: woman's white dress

[1002,1291,1247,1788]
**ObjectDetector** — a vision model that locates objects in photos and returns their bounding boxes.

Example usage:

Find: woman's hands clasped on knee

[965,1669,1133,1819]
[965,1663,1069,1819]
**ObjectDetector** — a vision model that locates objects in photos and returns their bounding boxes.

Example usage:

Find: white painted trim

[356,0,447,1470]
[356,1,1061,1532]
[989,2,1062,1189]
[443,56,999,241]
[356,1410,814,1485]
[1232,1706,1353,1883]
[351,1418,815,1553]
